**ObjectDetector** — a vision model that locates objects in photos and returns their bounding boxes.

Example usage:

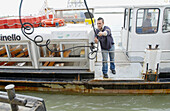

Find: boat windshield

[54,8,94,23]
[136,8,160,34]
[163,7,170,33]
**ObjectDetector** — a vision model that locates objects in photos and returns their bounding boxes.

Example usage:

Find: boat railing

[0,42,33,69]
[95,50,145,64]
[96,50,170,64]
[0,40,90,69]
[0,28,170,70]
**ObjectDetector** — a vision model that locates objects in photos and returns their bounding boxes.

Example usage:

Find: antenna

[67,0,85,8]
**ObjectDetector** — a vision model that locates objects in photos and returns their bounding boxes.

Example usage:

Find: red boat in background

[0,14,59,29]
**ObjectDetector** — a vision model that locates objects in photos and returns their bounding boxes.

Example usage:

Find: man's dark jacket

[95,26,114,50]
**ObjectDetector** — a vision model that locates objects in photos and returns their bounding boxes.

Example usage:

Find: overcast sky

[0,0,169,17]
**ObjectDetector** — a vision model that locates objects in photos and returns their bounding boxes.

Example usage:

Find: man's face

[147,15,151,19]
[97,20,104,30]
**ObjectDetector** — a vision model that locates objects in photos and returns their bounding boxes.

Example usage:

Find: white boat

[0,2,170,94]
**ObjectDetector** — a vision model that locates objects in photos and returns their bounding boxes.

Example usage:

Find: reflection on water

[18,91,170,111]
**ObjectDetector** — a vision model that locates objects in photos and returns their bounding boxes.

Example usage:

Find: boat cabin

[120,4,170,72]
[93,4,170,80]
[45,7,94,24]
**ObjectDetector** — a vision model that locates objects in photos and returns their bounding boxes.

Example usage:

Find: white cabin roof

[94,4,170,9]
[52,7,94,11]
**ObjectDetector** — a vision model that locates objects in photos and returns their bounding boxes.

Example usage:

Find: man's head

[147,13,151,19]
[97,17,104,30]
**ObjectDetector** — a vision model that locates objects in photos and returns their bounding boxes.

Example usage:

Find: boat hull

[0,79,170,94]
[0,68,170,94]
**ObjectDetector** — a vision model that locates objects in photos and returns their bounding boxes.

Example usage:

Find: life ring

[41,18,64,27]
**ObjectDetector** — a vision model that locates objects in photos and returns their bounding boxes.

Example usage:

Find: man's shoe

[111,70,116,74]
[103,74,108,78]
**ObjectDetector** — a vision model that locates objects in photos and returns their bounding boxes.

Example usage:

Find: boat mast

[38,0,48,16]
[39,0,55,19]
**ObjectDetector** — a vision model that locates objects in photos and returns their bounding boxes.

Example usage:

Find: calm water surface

[18,91,170,111]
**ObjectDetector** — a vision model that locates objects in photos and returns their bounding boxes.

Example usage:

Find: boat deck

[94,48,144,81]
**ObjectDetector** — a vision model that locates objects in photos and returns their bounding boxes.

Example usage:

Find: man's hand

[98,31,107,37]
[98,32,103,37]
[94,37,98,43]
[154,29,157,32]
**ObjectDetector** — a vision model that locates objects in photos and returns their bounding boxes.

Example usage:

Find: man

[142,13,154,33]
[95,17,116,78]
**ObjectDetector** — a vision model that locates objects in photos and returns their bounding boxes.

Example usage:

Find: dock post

[5,84,19,111]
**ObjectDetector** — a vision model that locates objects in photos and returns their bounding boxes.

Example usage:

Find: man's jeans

[101,45,115,74]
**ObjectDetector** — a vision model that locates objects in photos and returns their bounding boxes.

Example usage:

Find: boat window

[0,43,32,67]
[129,9,133,32]
[124,8,129,29]
[7,45,29,58]
[163,8,170,33]
[39,43,61,58]
[55,9,93,24]
[62,43,86,58]
[39,42,87,68]
[39,42,86,58]
[136,8,160,34]
[0,45,7,57]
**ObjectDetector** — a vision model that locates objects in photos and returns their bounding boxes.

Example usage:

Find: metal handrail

[96,50,170,64]
[97,50,145,53]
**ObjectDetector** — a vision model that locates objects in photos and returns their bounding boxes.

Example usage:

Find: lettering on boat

[0,34,21,41]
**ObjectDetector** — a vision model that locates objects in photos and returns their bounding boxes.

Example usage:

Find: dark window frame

[123,8,128,29]
[162,7,170,33]
[129,9,133,32]
[136,8,160,34]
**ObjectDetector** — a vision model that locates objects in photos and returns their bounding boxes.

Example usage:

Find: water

[18,91,170,111]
